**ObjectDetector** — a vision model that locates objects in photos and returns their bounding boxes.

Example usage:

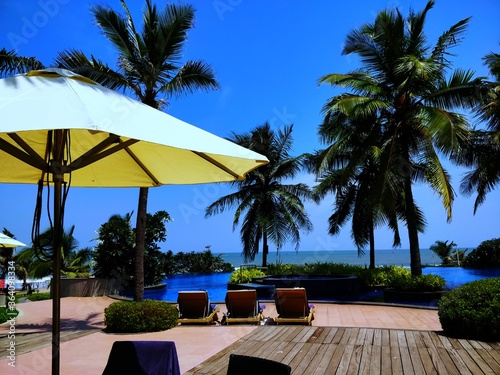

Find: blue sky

[0,0,499,257]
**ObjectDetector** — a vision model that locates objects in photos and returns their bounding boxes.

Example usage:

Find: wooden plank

[281,341,307,366]
[456,348,491,374]
[355,328,368,345]
[288,342,315,374]
[381,345,392,374]
[323,327,339,344]
[293,343,327,375]
[417,347,438,375]
[381,329,390,347]
[336,344,355,374]
[323,343,346,374]
[475,348,500,374]
[408,346,425,375]
[390,346,403,374]
[357,343,373,375]
[331,327,346,344]
[346,345,363,375]
[312,341,340,375]
[306,327,325,343]
[427,347,453,375]
[390,330,399,347]
[340,327,359,345]
[292,326,315,343]
[369,345,382,375]
[446,348,473,375]
[373,328,382,346]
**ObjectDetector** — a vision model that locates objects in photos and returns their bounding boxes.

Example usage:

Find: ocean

[219,248,443,268]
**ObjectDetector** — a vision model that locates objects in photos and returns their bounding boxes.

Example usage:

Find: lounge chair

[177,291,220,324]
[226,354,291,375]
[224,289,264,325]
[274,287,315,325]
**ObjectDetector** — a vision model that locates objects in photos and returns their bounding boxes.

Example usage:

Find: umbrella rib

[192,151,243,180]
[0,137,47,171]
[68,137,140,171]
[68,133,121,169]
[120,139,162,186]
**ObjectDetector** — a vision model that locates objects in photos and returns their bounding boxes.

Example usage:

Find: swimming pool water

[143,267,500,303]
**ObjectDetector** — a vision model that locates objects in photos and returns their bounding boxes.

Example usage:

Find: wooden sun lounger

[274,287,315,325]
[224,289,263,325]
[177,291,220,324]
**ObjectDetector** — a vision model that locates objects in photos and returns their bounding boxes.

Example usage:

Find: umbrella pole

[51,175,63,375]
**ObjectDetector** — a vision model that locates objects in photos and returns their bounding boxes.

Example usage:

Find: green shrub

[387,267,445,292]
[438,278,500,341]
[462,238,500,268]
[104,299,178,333]
[25,292,51,302]
[0,307,18,324]
[228,268,266,284]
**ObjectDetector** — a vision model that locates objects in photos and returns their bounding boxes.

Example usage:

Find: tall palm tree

[206,123,315,267]
[0,48,44,77]
[456,51,500,212]
[55,0,218,301]
[318,0,483,276]
[310,112,425,268]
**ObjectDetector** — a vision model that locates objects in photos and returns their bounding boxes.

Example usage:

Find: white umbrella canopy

[0,68,268,375]
[0,68,268,186]
[0,233,26,248]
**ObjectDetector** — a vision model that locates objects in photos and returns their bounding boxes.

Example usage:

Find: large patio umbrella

[0,68,268,375]
[0,233,26,248]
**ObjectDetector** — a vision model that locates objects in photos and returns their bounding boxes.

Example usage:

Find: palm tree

[206,123,316,267]
[0,48,44,77]
[429,240,456,265]
[456,51,500,212]
[310,112,425,269]
[318,0,483,276]
[16,225,92,279]
[55,0,218,301]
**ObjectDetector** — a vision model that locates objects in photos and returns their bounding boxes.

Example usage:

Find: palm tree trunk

[403,175,422,276]
[134,187,148,302]
[369,219,375,269]
[262,233,269,268]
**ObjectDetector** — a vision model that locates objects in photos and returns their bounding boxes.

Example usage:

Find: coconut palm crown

[206,123,316,267]
[318,0,484,275]
[55,0,218,301]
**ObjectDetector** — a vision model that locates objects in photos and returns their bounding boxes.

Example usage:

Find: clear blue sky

[0,0,499,257]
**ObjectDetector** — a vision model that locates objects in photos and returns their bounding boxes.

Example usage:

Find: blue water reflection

[144,268,500,303]
[423,267,500,289]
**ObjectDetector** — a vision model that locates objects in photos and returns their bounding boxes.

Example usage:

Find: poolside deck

[186,325,500,374]
[1,297,499,374]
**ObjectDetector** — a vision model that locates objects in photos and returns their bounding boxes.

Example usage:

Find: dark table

[102,340,181,375]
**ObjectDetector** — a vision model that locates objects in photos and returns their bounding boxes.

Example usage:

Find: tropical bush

[104,300,178,333]
[228,268,266,284]
[164,248,234,274]
[0,307,18,324]
[462,238,500,268]
[24,292,51,302]
[438,278,500,341]
[389,273,446,292]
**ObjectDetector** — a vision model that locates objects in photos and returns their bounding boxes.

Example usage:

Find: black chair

[226,354,291,375]
[102,341,181,375]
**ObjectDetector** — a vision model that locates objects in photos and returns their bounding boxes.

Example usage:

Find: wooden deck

[185,326,500,374]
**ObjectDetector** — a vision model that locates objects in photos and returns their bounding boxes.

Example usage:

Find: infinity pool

[142,267,500,303]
